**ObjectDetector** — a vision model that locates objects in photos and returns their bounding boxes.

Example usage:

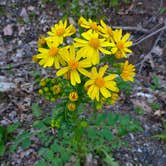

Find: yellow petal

[99,65,108,77]
[84,79,94,87]
[99,47,111,54]
[72,70,81,84]
[70,72,76,86]
[56,67,69,76]
[104,74,117,81]
[122,33,130,42]
[105,81,119,92]
[79,68,91,78]
[100,87,111,98]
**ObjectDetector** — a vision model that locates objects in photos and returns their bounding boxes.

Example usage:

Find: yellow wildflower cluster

[38,78,61,101]
[34,17,136,104]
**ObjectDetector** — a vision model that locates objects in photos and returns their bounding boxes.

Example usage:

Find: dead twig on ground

[112,25,149,33]
[132,25,166,46]
[137,32,163,74]
[0,61,33,70]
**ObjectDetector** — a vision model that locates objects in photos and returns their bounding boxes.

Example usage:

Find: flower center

[90,22,98,30]
[107,27,113,36]
[56,27,65,36]
[89,38,100,49]
[69,60,79,71]
[95,77,105,88]
[117,41,124,50]
[49,47,59,57]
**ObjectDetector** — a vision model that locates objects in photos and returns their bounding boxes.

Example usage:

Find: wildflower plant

[30,17,140,165]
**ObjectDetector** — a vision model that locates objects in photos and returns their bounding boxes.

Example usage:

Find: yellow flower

[47,20,76,44]
[98,20,114,41]
[84,65,119,101]
[38,36,46,48]
[96,102,103,110]
[110,29,132,59]
[39,78,46,86]
[56,46,91,86]
[120,61,136,82]
[67,103,76,111]
[36,40,64,69]
[53,85,61,94]
[32,55,38,62]
[69,92,78,101]
[78,16,99,32]
[109,93,119,105]
[74,30,112,65]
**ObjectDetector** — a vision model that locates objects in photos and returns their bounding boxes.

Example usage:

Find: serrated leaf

[7,122,20,133]
[0,144,5,156]
[35,159,47,166]
[32,120,47,129]
[96,113,106,125]
[51,140,63,153]
[21,138,31,149]
[153,134,166,140]
[102,150,119,166]
[99,129,113,141]
[31,103,42,117]
[88,128,96,139]
[107,113,119,126]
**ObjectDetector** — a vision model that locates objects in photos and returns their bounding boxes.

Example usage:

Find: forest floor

[0,0,166,165]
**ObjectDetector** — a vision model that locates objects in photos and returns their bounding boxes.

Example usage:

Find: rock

[0,76,16,92]
[157,154,166,166]
[3,24,13,36]
[20,8,29,23]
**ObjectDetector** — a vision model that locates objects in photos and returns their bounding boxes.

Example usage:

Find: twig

[0,61,33,70]
[132,25,166,46]
[112,25,149,33]
[138,32,163,74]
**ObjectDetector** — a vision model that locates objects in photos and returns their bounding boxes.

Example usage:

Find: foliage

[0,122,20,156]
[10,105,142,165]
[154,119,166,141]
[150,75,161,91]
[41,0,133,18]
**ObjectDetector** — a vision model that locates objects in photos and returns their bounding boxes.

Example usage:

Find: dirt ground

[0,0,166,165]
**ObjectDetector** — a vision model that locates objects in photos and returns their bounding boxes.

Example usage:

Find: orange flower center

[89,38,100,49]
[49,47,59,57]
[95,77,105,88]
[69,60,79,70]
[69,92,78,101]
[56,27,65,36]
[117,41,124,50]
[90,22,98,30]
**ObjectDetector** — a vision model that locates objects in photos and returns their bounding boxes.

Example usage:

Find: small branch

[0,61,33,70]
[138,32,163,74]
[112,25,149,33]
[132,25,166,46]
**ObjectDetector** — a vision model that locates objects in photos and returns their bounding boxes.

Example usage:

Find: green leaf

[96,113,106,125]
[21,138,31,149]
[0,144,5,156]
[153,134,166,140]
[159,7,165,14]
[107,113,119,126]
[118,115,130,126]
[7,122,20,133]
[35,159,47,166]
[51,140,63,153]
[102,150,119,166]
[88,128,96,139]
[99,129,113,141]
[32,120,47,130]
[31,103,42,117]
